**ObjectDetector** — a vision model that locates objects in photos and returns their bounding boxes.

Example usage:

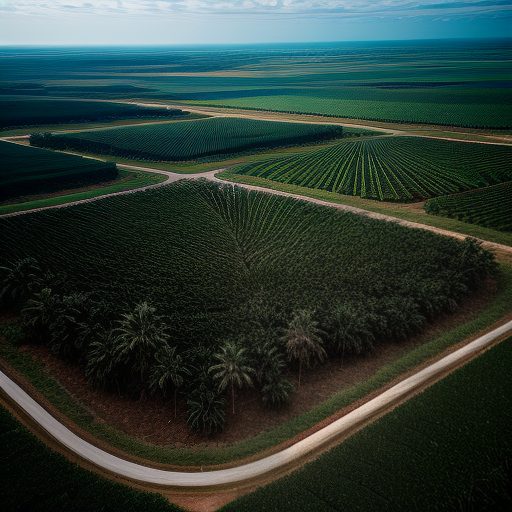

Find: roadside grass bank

[222,337,512,512]
[0,406,179,512]
[0,169,166,216]
[1,265,511,468]
[218,171,512,248]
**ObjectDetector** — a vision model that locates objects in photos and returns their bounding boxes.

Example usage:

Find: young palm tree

[150,345,190,418]
[114,301,169,389]
[21,287,61,343]
[86,331,118,390]
[0,257,42,308]
[210,341,254,415]
[329,303,374,365]
[283,309,326,388]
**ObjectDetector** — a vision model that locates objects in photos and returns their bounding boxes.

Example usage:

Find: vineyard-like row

[192,92,512,129]
[223,339,512,512]
[0,141,117,201]
[0,98,186,129]
[233,136,512,201]
[30,117,346,162]
[425,182,512,232]
[0,180,494,370]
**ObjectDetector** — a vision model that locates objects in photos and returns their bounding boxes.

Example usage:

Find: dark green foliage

[0,98,185,129]
[0,180,495,364]
[0,407,179,512]
[222,339,512,512]
[0,257,42,308]
[425,181,512,231]
[186,384,226,435]
[0,140,118,200]
[234,136,512,201]
[30,117,344,162]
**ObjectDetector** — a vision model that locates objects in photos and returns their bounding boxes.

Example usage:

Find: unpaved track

[1,320,511,489]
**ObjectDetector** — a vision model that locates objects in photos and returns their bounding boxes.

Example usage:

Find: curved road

[1,320,511,488]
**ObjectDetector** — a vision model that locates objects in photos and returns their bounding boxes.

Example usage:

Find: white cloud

[2,0,511,18]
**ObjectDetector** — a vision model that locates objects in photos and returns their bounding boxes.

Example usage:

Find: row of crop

[0,180,497,434]
[30,117,345,162]
[193,94,512,129]
[0,98,186,129]
[234,136,512,201]
[0,140,118,201]
[425,181,512,231]
[222,339,512,511]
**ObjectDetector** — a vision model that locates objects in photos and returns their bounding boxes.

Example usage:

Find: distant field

[233,136,512,201]
[0,407,177,512]
[0,98,186,129]
[425,182,512,232]
[0,141,117,201]
[223,339,512,512]
[191,88,512,129]
[30,117,346,161]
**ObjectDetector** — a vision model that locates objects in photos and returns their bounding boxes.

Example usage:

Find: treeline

[0,238,496,435]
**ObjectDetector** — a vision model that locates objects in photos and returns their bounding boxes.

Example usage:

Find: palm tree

[329,303,374,365]
[186,384,226,436]
[210,341,254,415]
[0,257,42,308]
[150,345,190,418]
[86,331,118,390]
[282,309,326,388]
[114,301,169,389]
[21,287,61,343]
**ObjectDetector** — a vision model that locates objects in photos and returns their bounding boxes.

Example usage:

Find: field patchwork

[233,136,512,201]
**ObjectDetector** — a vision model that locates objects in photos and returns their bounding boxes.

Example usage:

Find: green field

[0,98,187,129]
[0,180,495,399]
[31,117,346,162]
[233,136,512,201]
[223,338,512,512]
[0,407,177,512]
[425,182,512,232]
[0,140,117,201]
[192,88,512,128]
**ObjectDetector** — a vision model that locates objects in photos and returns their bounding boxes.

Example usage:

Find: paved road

[1,320,511,488]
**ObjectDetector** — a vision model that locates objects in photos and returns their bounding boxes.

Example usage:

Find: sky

[0,1,511,45]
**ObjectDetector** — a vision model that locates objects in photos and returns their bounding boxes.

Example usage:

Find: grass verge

[0,169,166,215]
[223,338,512,511]
[1,263,511,467]
[218,171,512,247]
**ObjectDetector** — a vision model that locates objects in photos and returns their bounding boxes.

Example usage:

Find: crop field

[0,407,177,512]
[0,180,495,380]
[31,117,346,162]
[223,338,512,512]
[233,136,512,201]
[0,98,187,130]
[0,141,117,201]
[192,88,512,129]
[425,182,512,232]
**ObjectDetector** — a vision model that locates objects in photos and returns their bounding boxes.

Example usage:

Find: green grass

[218,170,512,247]
[0,168,166,215]
[223,338,512,511]
[425,182,512,232]
[32,117,346,162]
[0,140,118,201]
[0,212,510,467]
[0,406,179,512]
[232,136,512,201]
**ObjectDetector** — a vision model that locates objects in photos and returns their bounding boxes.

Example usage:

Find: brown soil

[20,277,497,449]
